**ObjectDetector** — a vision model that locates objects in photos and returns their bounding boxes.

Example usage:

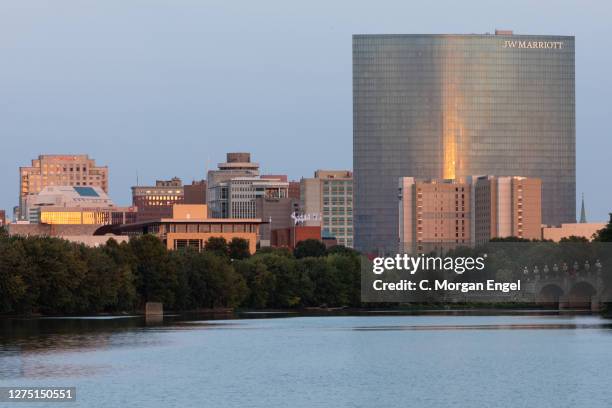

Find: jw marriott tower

[353,31,575,251]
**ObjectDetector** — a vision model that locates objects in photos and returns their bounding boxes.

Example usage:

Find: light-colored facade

[300,170,353,248]
[117,204,262,254]
[399,177,471,254]
[399,175,542,253]
[23,185,136,225]
[473,176,542,245]
[207,153,260,218]
[542,223,606,242]
[19,155,108,219]
[207,153,288,220]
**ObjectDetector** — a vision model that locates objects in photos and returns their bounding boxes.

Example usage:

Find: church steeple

[579,193,587,223]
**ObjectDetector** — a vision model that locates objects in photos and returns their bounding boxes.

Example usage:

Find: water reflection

[352,323,612,331]
[2,312,612,408]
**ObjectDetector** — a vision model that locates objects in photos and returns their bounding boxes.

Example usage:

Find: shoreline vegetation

[0,229,361,316]
[1,219,611,317]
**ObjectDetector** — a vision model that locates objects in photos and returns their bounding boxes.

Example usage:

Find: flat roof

[117,218,266,229]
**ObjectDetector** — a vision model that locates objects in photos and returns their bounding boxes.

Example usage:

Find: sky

[0,0,610,221]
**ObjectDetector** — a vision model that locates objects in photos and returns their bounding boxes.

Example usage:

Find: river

[1,312,612,407]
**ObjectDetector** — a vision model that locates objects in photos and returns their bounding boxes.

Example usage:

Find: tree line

[1,217,610,315]
[0,229,361,315]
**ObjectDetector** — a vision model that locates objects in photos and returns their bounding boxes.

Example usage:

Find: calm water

[1,312,612,407]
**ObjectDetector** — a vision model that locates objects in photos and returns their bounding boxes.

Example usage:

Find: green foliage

[594,215,612,242]
[294,239,327,259]
[228,238,250,260]
[0,233,363,315]
[204,237,229,256]
[560,235,589,243]
[255,246,293,257]
[326,245,359,257]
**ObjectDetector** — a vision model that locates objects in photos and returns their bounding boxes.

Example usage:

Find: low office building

[7,223,127,247]
[271,225,322,250]
[132,177,184,221]
[23,185,137,225]
[115,204,262,254]
[542,223,606,242]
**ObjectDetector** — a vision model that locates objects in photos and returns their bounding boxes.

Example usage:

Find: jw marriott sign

[503,40,564,49]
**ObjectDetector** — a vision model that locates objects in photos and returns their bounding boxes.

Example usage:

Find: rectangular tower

[19,154,108,219]
[353,32,575,252]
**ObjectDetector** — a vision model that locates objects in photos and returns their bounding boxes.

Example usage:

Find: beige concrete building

[7,223,127,247]
[399,175,542,253]
[399,177,471,254]
[300,170,353,248]
[116,204,262,254]
[23,185,137,226]
[542,223,606,242]
[473,176,542,245]
[19,155,108,219]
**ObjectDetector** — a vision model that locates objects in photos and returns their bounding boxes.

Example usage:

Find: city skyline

[1,1,611,221]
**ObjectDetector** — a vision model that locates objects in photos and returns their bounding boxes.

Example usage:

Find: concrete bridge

[528,273,605,311]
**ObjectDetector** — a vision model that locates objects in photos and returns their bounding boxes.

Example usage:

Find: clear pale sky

[1,0,610,221]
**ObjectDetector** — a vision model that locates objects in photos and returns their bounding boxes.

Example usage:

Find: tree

[255,246,293,258]
[0,237,29,314]
[294,239,327,259]
[129,235,178,307]
[327,245,359,256]
[560,235,589,243]
[234,257,276,308]
[228,237,250,260]
[204,237,229,256]
[594,214,612,242]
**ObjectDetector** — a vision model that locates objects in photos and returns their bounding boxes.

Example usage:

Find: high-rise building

[473,176,542,245]
[399,176,542,253]
[0,210,5,227]
[300,170,353,248]
[19,154,108,219]
[131,177,184,221]
[207,153,288,220]
[207,153,260,218]
[354,31,575,252]
[399,177,471,254]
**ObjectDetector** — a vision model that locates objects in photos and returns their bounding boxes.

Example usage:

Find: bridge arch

[537,284,564,309]
[568,281,597,309]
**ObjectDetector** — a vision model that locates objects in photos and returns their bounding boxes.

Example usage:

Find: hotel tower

[353,31,575,251]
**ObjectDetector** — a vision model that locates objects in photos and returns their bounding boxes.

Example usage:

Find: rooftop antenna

[136,170,139,186]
